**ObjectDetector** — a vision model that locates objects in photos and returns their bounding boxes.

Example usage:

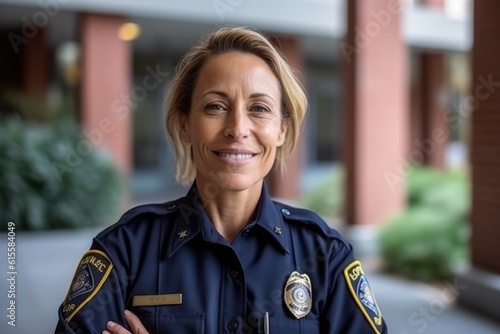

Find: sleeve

[320,242,388,334]
[54,239,129,334]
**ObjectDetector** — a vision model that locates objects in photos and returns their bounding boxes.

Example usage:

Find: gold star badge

[274,226,282,235]
[178,230,188,239]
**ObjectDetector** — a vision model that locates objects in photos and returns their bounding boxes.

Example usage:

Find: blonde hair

[165,26,308,185]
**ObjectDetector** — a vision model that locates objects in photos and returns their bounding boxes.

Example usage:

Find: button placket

[220,249,246,334]
[228,320,238,331]
[230,270,239,279]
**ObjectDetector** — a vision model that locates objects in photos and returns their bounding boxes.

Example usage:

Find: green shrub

[379,166,470,281]
[300,168,344,219]
[0,118,122,231]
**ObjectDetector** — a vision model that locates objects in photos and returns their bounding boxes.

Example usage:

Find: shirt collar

[168,182,289,257]
[252,182,290,254]
[167,184,203,257]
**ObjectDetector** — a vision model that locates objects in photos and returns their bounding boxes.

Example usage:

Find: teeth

[218,153,253,160]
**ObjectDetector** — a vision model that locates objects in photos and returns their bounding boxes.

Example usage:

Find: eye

[205,103,226,113]
[249,104,270,113]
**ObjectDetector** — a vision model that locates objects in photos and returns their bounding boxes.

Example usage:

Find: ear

[180,114,191,143]
[277,119,289,147]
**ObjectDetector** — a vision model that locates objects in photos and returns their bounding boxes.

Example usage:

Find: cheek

[189,120,218,145]
[184,114,206,141]
[258,119,286,146]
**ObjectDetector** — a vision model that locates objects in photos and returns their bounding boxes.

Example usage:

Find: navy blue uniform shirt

[55,184,387,333]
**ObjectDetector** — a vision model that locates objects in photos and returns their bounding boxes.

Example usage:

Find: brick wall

[420,53,448,168]
[343,0,409,225]
[80,14,132,174]
[470,0,500,273]
[267,36,305,200]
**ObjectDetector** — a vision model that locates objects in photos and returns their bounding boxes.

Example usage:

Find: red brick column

[342,0,409,227]
[22,27,48,98]
[415,0,448,169]
[420,53,449,168]
[267,36,305,200]
[409,57,423,164]
[80,13,132,174]
[458,0,500,322]
[469,2,500,274]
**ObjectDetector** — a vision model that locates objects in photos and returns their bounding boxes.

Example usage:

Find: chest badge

[284,271,312,319]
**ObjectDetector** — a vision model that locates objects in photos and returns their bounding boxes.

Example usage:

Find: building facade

[0,0,474,258]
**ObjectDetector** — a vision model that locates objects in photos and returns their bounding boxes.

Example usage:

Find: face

[181,51,288,194]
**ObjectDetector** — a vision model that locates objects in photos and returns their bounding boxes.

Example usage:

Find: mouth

[217,152,254,160]
[213,150,257,164]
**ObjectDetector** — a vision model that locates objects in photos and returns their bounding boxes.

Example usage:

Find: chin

[205,173,263,194]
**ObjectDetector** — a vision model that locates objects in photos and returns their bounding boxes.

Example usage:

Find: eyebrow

[202,90,276,102]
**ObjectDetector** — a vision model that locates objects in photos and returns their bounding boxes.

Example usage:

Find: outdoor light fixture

[118,22,141,41]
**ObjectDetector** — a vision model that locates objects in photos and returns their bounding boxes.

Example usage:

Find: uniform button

[228,320,238,331]
[242,228,250,236]
[167,203,176,210]
[230,270,239,279]
[281,208,290,215]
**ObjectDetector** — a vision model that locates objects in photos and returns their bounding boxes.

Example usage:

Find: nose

[223,107,250,141]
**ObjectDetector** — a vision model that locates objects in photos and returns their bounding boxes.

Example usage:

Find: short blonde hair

[165,26,308,185]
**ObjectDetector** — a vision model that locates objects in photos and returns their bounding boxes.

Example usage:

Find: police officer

[55,26,388,334]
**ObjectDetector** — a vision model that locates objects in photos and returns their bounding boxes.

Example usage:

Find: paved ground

[369,271,500,334]
[1,229,500,333]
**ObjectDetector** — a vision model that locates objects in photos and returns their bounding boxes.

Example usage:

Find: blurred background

[0,0,499,333]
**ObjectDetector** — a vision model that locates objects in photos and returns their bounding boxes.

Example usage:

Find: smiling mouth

[217,152,255,160]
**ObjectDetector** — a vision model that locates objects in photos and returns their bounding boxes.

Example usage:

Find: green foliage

[300,168,344,219]
[0,118,122,231]
[379,166,470,281]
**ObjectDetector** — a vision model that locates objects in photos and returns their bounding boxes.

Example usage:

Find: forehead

[194,52,280,95]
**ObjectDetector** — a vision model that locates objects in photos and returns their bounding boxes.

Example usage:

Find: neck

[196,180,263,242]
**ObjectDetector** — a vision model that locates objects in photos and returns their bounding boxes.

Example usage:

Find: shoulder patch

[344,260,383,334]
[62,250,113,322]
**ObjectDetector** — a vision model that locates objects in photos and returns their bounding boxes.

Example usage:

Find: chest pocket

[268,317,320,334]
[135,310,205,334]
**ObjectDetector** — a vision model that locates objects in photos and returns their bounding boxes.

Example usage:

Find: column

[267,36,305,200]
[420,53,448,168]
[22,27,48,98]
[80,13,132,174]
[342,0,409,256]
[458,0,500,321]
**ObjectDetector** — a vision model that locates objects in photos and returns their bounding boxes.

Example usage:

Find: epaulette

[274,201,346,241]
[119,199,180,222]
[96,199,182,238]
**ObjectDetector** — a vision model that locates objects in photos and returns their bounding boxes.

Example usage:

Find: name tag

[133,293,183,306]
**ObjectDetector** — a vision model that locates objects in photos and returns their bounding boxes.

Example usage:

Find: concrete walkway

[1,229,500,333]
[369,271,500,334]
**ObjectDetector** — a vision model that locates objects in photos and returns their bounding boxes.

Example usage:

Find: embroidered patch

[284,271,312,319]
[68,263,94,300]
[344,260,383,334]
[62,250,113,322]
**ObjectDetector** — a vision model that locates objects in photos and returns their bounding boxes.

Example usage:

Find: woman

[55,26,387,334]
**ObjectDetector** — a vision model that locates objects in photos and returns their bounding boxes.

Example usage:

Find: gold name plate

[133,293,183,306]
